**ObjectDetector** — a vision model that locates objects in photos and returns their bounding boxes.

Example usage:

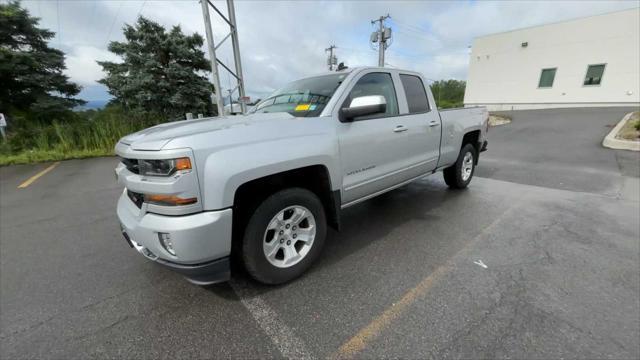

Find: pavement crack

[2,285,148,342]
[79,286,142,310]
[68,315,133,342]
[0,314,58,340]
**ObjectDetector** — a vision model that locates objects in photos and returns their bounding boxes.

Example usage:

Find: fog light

[158,232,176,255]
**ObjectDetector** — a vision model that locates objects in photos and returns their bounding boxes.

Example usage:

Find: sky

[15,0,640,103]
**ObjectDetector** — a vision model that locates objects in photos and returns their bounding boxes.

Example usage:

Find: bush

[0,106,165,166]
[430,80,465,109]
[437,100,464,109]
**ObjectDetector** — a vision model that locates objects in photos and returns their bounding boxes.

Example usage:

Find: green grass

[616,111,640,141]
[0,107,164,166]
[0,148,112,166]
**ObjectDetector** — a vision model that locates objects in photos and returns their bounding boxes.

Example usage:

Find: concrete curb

[602,112,640,151]
[488,115,511,127]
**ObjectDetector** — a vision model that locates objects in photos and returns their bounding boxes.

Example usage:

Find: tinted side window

[400,74,430,113]
[344,72,399,120]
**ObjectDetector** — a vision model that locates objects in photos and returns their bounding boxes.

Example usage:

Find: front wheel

[443,143,477,189]
[241,188,327,285]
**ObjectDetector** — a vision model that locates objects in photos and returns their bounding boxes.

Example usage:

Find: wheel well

[232,165,340,241]
[462,130,481,163]
[462,130,480,149]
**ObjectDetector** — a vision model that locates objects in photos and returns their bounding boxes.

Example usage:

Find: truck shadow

[204,176,470,297]
[319,178,468,268]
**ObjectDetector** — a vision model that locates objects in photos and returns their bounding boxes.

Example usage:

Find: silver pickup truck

[115,66,488,285]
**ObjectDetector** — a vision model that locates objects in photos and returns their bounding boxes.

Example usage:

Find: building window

[583,64,606,86]
[400,74,430,113]
[538,68,556,88]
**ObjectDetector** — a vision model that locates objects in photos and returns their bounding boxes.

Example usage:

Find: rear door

[396,73,441,174]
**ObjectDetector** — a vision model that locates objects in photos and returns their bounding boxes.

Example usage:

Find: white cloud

[20,0,639,101]
[64,46,120,86]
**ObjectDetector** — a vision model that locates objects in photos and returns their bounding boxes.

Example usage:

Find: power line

[56,0,60,46]
[387,47,468,59]
[387,49,427,59]
[136,0,147,19]
[390,20,436,43]
[392,19,430,35]
[89,0,97,29]
[106,1,123,45]
[395,28,431,41]
[338,46,376,54]
[390,20,438,46]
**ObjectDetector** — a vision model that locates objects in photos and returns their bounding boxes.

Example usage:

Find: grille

[127,190,144,208]
[121,158,139,174]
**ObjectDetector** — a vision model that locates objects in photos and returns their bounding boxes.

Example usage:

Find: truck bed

[437,106,488,167]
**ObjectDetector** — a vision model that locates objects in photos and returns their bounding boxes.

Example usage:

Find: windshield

[251,73,347,117]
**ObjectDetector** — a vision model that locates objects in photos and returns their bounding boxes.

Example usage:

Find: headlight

[138,157,191,176]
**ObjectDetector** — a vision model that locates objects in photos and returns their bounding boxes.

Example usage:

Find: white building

[464,8,640,111]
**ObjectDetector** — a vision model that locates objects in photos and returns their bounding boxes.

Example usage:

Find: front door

[337,71,418,205]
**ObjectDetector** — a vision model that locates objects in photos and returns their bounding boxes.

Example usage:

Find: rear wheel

[241,188,326,284]
[443,143,477,189]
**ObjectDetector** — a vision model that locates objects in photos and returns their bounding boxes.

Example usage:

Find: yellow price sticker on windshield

[295,104,311,111]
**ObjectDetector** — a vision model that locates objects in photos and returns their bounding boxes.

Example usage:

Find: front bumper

[155,256,230,285]
[117,190,233,285]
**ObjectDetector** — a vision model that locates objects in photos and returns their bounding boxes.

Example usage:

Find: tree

[98,17,214,119]
[0,1,84,121]
[430,80,466,109]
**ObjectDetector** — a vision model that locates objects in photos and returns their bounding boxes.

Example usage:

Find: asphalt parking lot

[1,107,639,359]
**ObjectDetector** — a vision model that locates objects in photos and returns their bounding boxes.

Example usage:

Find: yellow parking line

[17,162,60,188]
[331,203,519,359]
[332,265,449,359]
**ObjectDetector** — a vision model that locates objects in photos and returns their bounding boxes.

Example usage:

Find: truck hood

[119,112,329,151]
[120,113,288,150]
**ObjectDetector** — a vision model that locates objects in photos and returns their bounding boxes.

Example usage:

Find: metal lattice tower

[200,0,247,115]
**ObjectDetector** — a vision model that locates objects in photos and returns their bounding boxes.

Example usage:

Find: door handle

[429,120,440,127]
[393,125,408,133]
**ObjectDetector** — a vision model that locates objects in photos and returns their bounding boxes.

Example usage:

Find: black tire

[443,143,477,189]
[241,188,327,285]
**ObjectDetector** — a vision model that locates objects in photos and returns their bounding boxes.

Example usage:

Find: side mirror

[340,95,387,122]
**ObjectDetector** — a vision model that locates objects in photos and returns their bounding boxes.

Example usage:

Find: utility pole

[371,14,391,67]
[325,44,337,71]
[200,0,247,115]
